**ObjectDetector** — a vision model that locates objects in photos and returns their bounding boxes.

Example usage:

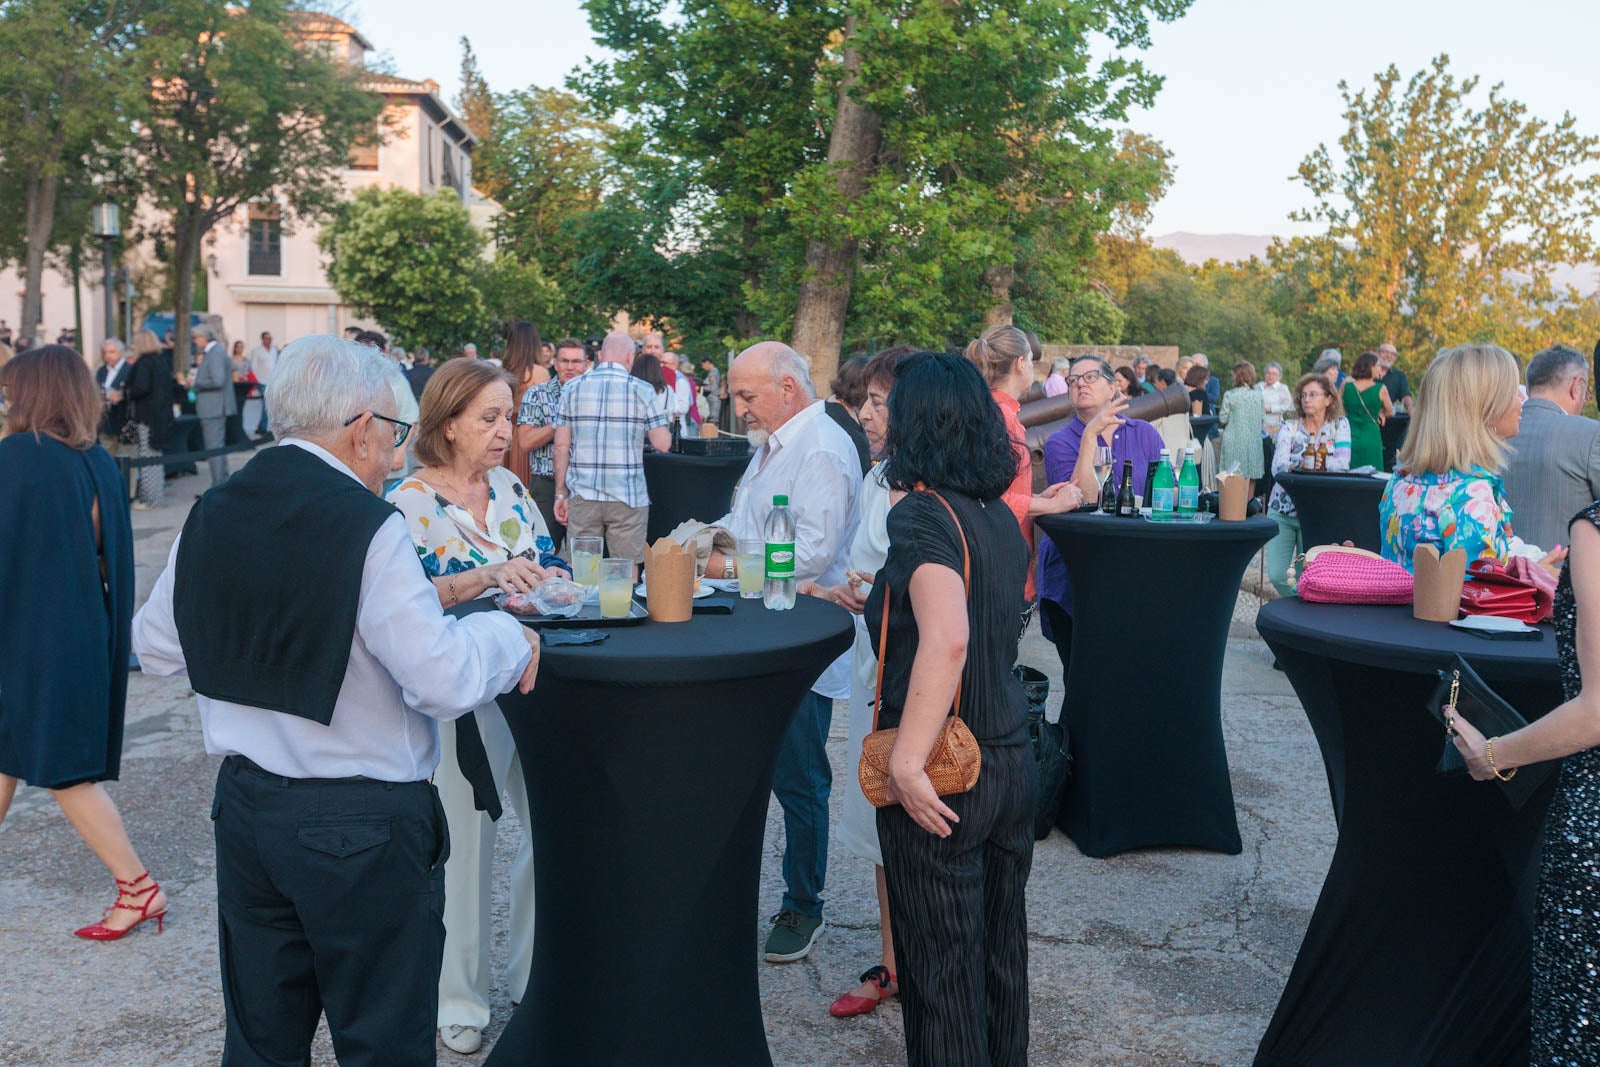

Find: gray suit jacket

[193,341,237,419]
[1501,397,1600,551]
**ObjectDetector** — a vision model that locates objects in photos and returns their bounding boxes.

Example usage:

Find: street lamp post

[91,202,120,344]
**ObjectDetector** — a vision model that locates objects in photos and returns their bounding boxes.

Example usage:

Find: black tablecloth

[643,450,750,544]
[1274,471,1386,553]
[1035,512,1276,857]
[479,595,853,1066]
[1254,598,1561,1066]
[1189,414,1219,442]
[1380,412,1410,472]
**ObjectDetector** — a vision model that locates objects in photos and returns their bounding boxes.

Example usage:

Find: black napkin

[1427,655,1557,810]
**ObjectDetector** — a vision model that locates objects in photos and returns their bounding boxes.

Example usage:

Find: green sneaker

[763,909,825,963]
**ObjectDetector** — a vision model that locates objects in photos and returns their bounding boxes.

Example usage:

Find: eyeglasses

[1065,370,1109,387]
[344,410,412,447]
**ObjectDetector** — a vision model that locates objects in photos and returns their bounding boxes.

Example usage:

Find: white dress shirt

[132,439,533,781]
[717,399,860,698]
[247,344,279,384]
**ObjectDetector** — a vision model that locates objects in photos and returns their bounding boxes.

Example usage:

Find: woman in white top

[386,358,568,1055]
[1260,361,1294,437]
[799,345,917,1019]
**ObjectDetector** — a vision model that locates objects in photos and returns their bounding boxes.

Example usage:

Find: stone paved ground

[0,457,1333,1066]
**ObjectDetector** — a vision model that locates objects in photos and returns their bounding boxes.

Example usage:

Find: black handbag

[1426,655,1557,810]
[1016,664,1070,840]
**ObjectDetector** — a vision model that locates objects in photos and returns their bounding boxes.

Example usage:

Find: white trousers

[436,704,536,1029]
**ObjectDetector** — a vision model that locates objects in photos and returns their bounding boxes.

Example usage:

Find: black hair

[1157,367,1177,387]
[353,329,388,352]
[882,351,1019,501]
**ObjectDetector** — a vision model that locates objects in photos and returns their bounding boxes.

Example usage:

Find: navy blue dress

[0,435,134,787]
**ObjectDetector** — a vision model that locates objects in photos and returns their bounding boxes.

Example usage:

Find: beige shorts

[566,497,649,563]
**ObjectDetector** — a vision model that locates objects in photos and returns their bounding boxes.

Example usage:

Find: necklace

[427,468,489,527]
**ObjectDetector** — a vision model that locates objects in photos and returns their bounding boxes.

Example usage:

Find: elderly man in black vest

[133,335,539,1067]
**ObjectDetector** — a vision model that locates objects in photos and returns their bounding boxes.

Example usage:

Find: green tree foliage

[0,0,142,337]
[321,187,486,351]
[124,0,380,358]
[1269,54,1600,372]
[455,36,497,149]
[475,253,573,341]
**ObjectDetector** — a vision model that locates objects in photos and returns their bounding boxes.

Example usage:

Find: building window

[248,204,281,276]
[442,147,458,196]
[349,115,379,170]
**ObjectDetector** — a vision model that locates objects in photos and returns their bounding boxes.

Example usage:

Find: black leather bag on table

[1427,654,1557,810]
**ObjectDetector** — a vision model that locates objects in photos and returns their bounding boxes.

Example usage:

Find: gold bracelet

[447,576,458,606]
[1485,737,1517,782]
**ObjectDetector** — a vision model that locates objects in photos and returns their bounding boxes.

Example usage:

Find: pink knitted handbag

[1296,546,1415,605]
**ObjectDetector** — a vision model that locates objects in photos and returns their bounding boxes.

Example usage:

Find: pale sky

[353,0,1598,239]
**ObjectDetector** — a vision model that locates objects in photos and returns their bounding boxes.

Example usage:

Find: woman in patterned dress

[387,357,567,1055]
[1449,503,1600,1063]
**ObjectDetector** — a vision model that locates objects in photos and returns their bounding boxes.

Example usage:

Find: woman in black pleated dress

[1451,501,1600,1063]
[864,351,1034,1066]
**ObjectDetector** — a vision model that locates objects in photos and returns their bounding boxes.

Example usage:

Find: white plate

[635,582,717,599]
[704,577,742,593]
[1449,614,1538,634]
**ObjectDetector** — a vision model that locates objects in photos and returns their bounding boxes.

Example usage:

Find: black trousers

[878,743,1035,1067]
[212,756,449,1067]
[526,472,566,551]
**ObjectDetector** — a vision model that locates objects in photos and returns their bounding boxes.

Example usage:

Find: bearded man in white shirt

[133,336,538,1067]
[703,341,861,963]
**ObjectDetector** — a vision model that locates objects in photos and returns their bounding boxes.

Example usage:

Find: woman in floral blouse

[1379,343,1564,573]
[386,358,567,1056]
[1264,374,1351,596]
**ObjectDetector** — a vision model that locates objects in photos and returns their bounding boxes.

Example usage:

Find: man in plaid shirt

[553,332,671,563]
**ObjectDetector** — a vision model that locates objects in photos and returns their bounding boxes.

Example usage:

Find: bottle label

[1153,487,1175,512]
[766,542,795,579]
[1178,484,1199,509]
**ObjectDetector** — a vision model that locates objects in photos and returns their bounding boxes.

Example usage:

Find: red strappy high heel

[829,964,898,1018]
[74,871,167,941]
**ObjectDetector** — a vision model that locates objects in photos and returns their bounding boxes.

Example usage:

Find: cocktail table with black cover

[1254,598,1560,1066]
[470,594,853,1067]
[1035,512,1276,857]
[1274,470,1386,554]
[642,450,750,544]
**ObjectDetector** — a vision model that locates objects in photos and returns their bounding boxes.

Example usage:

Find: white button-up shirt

[718,399,860,699]
[132,439,533,781]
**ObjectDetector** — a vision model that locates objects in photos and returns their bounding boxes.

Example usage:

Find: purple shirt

[1037,415,1166,614]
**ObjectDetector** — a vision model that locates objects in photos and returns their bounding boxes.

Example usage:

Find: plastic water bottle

[1177,445,1200,514]
[763,494,796,610]
[1150,448,1175,520]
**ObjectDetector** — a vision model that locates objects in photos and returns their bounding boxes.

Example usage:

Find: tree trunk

[982,263,1015,327]
[21,169,59,341]
[171,210,204,375]
[790,24,881,391]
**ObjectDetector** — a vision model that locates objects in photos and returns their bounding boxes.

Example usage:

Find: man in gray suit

[192,323,237,487]
[1502,344,1600,551]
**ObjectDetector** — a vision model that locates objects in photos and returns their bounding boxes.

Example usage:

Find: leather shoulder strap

[870,489,972,732]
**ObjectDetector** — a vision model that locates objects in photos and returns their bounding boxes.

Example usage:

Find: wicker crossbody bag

[858,489,983,809]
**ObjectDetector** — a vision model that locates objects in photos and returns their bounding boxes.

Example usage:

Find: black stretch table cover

[642,450,750,544]
[1274,471,1386,554]
[482,595,853,1067]
[1035,512,1276,857]
[1380,412,1410,472]
[1189,414,1219,441]
[1254,599,1560,1066]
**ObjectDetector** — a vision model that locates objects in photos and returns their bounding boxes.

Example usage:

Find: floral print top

[1267,418,1351,518]
[386,465,566,593]
[1379,466,1514,571]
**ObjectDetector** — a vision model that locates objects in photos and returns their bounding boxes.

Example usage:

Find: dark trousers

[201,415,228,486]
[1038,599,1073,700]
[526,472,566,550]
[212,757,449,1067]
[879,743,1035,1067]
[772,690,833,917]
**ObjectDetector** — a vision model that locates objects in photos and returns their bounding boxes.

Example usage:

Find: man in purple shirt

[1037,354,1166,676]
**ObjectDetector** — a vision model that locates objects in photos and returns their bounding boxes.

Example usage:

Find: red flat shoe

[74,871,167,941]
[829,964,897,1018]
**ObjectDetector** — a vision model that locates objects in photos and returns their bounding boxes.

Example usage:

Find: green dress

[1343,381,1384,470]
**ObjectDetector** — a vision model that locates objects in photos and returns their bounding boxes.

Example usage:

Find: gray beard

[747,428,770,448]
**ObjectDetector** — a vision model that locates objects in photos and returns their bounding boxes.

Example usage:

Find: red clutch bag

[1458,559,1553,624]
[1296,546,1415,605]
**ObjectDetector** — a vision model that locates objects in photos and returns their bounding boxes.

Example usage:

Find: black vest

[174,445,397,724]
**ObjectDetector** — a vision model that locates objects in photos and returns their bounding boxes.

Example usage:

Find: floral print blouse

[386,465,566,593]
[1267,418,1351,518]
[1379,467,1513,571]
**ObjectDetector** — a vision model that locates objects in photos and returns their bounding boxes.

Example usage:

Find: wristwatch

[723,555,736,580]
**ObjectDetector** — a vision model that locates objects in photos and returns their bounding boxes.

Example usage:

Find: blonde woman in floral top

[1263,373,1351,596]
[384,358,567,1056]
[1379,343,1565,574]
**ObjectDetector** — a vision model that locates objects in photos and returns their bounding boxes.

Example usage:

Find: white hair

[772,347,816,397]
[1191,352,1209,366]
[265,334,396,441]
[1051,356,1071,374]
[377,355,419,424]
[102,337,126,356]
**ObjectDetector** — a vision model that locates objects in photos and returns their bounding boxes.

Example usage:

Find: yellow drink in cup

[736,539,764,599]
[570,536,603,587]
[598,558,633,619]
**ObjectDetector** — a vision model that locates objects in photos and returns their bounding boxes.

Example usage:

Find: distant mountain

[1152,232,1274,265]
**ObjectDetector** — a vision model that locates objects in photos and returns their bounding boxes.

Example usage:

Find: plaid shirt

[518,377,565,478]
[554,362,668,507]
